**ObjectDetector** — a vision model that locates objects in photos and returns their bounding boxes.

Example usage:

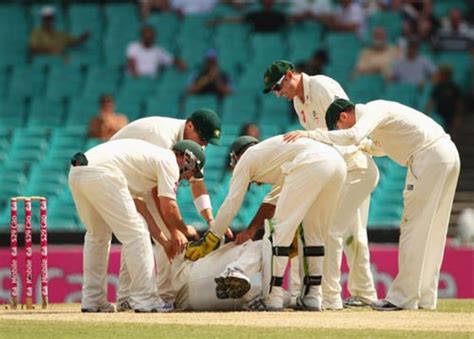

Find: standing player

[111,108,224,307]
[186,135,347,311]
[284,98,460,310]
[69,139,205,312]
[262,60,379,309]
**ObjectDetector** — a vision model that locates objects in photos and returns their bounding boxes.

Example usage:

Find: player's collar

[178,119,186,141]
[355,104,364,121]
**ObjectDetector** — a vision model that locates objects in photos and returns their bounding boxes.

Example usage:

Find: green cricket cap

[172,140,206,178]
[189,108,221,145]
[263,60,295,94]
[231,136,260,156]
[325,98,355,131]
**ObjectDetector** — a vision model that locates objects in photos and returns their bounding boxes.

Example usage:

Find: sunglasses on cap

[271,75,286,92]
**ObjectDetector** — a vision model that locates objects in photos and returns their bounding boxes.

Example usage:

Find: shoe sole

[81,308,115,313]
[215,276,251,300]
[371,305,402,311]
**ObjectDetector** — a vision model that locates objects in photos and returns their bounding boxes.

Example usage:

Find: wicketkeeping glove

[185,230,221,261]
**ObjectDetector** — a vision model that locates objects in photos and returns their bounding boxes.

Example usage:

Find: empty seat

[28,97,64,127]
[9,65,45,100]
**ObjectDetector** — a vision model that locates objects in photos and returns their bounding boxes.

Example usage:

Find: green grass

[435,299,473,313]
[0,321,472,339]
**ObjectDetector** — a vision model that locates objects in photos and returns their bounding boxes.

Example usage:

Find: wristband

[194,194,212,213]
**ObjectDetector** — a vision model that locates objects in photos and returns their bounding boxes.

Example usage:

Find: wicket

[10,196,48,310]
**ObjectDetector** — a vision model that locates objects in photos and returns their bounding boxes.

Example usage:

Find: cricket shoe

[134,300,174,313]
[215,267,251,300]
[343,296,373,308]
[81,303,116,313]
[116,299,133,312]
[371,299,402,311]
[294,296,322,311]
[244,297,285,312]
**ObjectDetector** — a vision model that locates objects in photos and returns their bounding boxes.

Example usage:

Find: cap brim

[207,137,220,146]
[262,84,274,94]
[194,169,204,179]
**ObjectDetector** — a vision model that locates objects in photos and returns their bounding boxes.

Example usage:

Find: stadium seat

[8,65,46,100]
[82,66,120,100]
[221,93,258,124]
[0,98,27,127]
[144,96,180,118]
[382,83,418,107]
[28,97,64,127]
[259,95,292,125]
[183,95,219,117]
[66,97,99,127]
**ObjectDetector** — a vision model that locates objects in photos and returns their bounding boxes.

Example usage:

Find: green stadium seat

[45,64,83,99]
[183,95,219,117]
[8,65,46,100]
[144,96,180,118]
[369,11,402,42]
[66,97,98,127]
[119,77,159,102]
[82,66,120,100]
[436,52,471,90]
[260,124,282,139]
[159,69,190,93]
[382,83,418,107]
[259,96,291,125]
[0,98,27,127]
[221,94,258,124]
[28,97,64,127]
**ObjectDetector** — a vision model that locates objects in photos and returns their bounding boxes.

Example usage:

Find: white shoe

[295,295,322,311]
[134,299,174,313]
[116,299,133,312]
[264,287,284,311]
[81,303,116,313]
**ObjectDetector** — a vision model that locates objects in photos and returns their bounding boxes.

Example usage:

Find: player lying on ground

[186,135,347,311]
[69,139,205,313]
[284,98,460,311]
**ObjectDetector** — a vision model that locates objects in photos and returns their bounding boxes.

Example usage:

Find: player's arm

[190,179,214,223]
[133,198,174,259]
[235,203,276,245]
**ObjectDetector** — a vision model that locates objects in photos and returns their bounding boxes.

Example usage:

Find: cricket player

[186,135,347,311]
[110,108,223,307]
[262,60,379,309]
[284,98,460,311]
[69,138,205,312]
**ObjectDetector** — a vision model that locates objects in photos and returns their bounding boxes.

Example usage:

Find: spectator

[186,49,232,98]
[126,25,186,78]
[353,27,399,79]
[318,0,366,38]
[296,49,329,75]
[289,0,332,22]
[209,0,288,33]
[401,0,440,42]
[88,94,129,141]
[138,0,169,19]
[29,6,90,57]
[426,65,463,134]
[239,123,261,140]
[390,39,436,86]
[433,9,474,52]
[170,0,218,16]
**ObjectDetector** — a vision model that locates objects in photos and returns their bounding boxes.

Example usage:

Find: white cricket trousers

[171,241,262,311]
[323,152,379,308]
[69,166,159,310]
[117,191,174,304]
[386,137,460,309]
[272,151,346,302]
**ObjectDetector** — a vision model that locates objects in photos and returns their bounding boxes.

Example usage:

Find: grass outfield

[0,299,472,338]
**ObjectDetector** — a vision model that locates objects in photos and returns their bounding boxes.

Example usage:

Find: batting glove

[185,230,221,261]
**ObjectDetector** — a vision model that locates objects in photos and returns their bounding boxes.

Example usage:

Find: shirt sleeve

[156,157,180,199]
[126,43,138,58]
[157,48,174,66]
[262,184,282,206]
[306,108,387,146]
[213,156,252,236]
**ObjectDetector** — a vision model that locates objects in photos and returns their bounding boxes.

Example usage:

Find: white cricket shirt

[305,100,447,166]
[85,139,179,199]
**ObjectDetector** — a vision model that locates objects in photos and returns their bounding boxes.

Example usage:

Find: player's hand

[225,228,234,240]
[235,228,256,245]
[170,230,188,255]
[185,225,200,240]
[283,130,307,143]
[162,240,175,261]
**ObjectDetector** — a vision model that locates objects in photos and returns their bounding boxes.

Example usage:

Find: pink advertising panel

[0,244,472,304]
